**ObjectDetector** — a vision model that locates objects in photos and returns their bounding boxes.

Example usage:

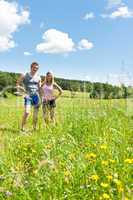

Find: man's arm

[16,74,25,87]
[16,74,25,94]
[38,79,43,98]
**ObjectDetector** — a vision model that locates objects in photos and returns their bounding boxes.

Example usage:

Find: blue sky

[0,0,133,85]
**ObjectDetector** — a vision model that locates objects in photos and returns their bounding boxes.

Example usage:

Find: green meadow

[0,94,132,200]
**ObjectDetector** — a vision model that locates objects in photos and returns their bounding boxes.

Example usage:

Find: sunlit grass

[0,96,132,199]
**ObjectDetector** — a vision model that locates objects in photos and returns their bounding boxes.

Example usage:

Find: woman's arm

[54,82,63,99]
[40,79,45,97]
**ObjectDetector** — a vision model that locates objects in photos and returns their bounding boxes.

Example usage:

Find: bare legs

[21,106,39,131]
[21,105,30,131]
[42,106,48,125]
[42,106,55,126]
[33,107,39,130]
[50,107,55,124]
[21,112,29,131]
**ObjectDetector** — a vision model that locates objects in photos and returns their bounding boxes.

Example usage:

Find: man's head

[30,62,39,74]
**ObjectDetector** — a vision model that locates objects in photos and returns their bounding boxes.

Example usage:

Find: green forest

[0,71,132,99]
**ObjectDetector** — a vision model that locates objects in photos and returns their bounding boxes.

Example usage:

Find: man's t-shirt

[23,72,41,95]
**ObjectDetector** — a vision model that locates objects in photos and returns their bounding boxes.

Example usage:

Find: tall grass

[0,96,132,200]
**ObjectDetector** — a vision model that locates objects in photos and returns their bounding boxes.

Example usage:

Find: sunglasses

[33,67,39,70]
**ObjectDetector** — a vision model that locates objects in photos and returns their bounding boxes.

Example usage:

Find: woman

[41,71,62,125]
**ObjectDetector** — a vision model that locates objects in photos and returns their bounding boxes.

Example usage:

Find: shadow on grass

[0,127,19,133]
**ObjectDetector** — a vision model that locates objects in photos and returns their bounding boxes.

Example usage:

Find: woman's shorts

[24,94,40,108]
[43,99,56,108]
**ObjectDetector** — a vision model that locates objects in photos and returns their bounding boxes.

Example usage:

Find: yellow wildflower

[100,144,107,150]
[118,186,124,193]
[106,175,113,181]
[109,159,115,164]
[101,182,109,188]
[102,193,110,199]
[113,179,124,192]
[113,179,122,186]
[85,153,96,160]
[124,158,133,164]
[102,160,109,166]
[90,174,99,181]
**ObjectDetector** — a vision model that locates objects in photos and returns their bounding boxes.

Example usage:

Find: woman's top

[42,84,55,101]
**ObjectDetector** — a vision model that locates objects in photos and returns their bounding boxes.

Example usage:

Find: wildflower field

[0,95,132,200]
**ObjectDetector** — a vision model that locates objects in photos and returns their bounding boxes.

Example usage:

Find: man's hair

[30,62,39,68]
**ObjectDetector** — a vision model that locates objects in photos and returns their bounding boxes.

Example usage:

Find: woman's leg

[50,107,55,124]
[42,105,49,125]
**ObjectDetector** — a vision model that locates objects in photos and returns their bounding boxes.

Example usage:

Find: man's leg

[33,106,39,130]
[21,105,31,131]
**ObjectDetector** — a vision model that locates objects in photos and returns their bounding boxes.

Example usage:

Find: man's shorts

[24,94,40,108]
[42,99,56,109]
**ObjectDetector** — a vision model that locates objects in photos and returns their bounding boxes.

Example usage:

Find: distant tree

[102,83,113,99]
[0,72,13,90]
[0,71,132,99]
[121,84,128,98]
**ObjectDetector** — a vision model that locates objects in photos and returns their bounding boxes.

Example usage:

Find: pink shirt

[42,84,54,101]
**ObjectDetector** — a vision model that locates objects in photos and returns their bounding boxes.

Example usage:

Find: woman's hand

[54,96,58,100]
[53,83,63,99]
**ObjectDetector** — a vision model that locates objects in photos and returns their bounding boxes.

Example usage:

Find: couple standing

[16,62,62,131]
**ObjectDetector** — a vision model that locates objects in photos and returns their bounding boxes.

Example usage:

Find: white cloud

[83,12,95,20]
[101,6,133,19]
[24,51,32,56]
[78,39,94,50]
[0,36,15,52]
[107,0,123,9]
[110,6,133,18]
[36,29,75,54]
[0,0,30,52]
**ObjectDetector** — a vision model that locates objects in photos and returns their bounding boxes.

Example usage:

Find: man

[16,62,41,131]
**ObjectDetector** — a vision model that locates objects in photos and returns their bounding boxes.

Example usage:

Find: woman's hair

[41,71,54,86]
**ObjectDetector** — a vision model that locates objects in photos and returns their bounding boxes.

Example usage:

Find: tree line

[0,71,132,99]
